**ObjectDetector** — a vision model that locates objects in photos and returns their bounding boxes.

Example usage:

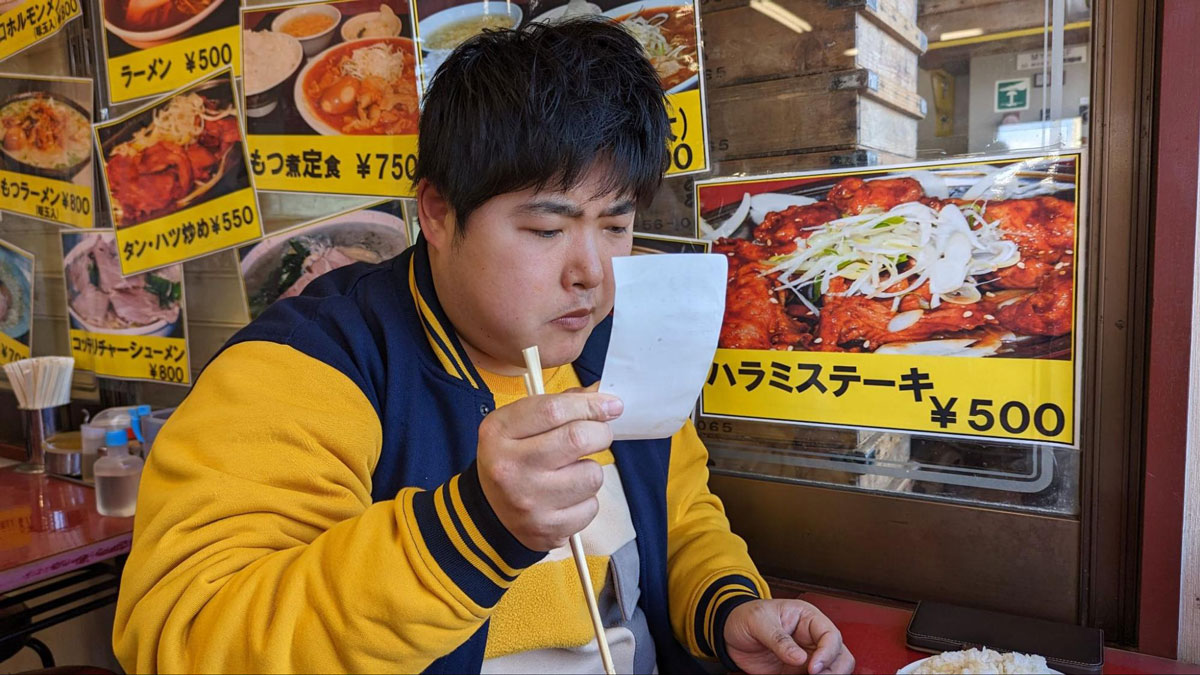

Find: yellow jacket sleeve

[112,341,544,674]
[665,420,770,662]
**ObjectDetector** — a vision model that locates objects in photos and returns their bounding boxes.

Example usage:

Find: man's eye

[606,225,629,235]
[532,229,561,239]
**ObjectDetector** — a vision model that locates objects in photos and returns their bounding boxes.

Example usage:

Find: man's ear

[417,179,455,251]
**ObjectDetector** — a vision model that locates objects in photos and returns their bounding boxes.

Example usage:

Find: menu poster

[0,237,34,365]
[237,199,409,320]
[0,74,94,228]
[94,68,263,276]
[241,0,419,198]
[695,152,1085,448]
[61,230,191,385]
[409,0,709,177]
[0,0,81,64]
[100,0,241,104]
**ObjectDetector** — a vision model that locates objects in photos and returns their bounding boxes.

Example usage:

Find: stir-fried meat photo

[99,80,245,228]
[704,159,1080,359]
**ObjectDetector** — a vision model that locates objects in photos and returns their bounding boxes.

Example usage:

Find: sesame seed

[985,314,996,320]
[813,338,823,344]
[786,345,794,351]
[1066,249,1074,255]
[963,311,974,318]
[986,291,996,298]
[769,297,778,304]
[863,340,871,348]
[1017,262,1026,269]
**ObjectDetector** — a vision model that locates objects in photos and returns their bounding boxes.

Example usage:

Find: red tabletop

[779,589,1200,675]
[0,466,133,594]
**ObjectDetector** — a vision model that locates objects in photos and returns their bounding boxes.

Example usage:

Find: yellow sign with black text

[665,89,706,177]
[0,331,29,365]
[0,0,79,63]
[112,188,260,275]
[248,134,419,198]
[105,25,241,104]
[0,169,92,228]
[69,330,190,385]
[703,350,1076,446]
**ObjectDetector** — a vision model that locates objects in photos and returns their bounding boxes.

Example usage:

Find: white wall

[966,51,1091,153]
[916,69,970,157]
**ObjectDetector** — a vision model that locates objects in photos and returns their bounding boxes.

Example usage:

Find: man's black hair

[413,17,673,231]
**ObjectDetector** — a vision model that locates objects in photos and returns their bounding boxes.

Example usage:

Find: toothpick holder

[14,406,57,474]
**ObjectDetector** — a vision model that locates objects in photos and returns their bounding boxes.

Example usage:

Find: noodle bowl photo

[103,0,228,48]
[604,1,699,93]
[0,85,92,182]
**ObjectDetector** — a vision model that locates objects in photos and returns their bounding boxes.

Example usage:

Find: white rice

[914,648,1054,674]
[243,30,302,95]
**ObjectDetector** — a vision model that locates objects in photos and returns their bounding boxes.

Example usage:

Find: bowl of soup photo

[0,92,92,181]
[273,3,342,56]
[104,0,228,49]
[417,2,522,81]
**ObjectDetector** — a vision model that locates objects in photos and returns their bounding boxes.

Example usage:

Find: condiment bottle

[94,429,143,518]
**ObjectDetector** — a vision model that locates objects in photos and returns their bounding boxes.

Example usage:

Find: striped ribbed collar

[405,235,612,391]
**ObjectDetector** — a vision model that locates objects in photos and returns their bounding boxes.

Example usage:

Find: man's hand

[723,599,855,674]
[476,391,622,551]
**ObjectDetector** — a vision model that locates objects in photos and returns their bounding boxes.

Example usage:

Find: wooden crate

[716,146,915,175]
[705,68,924,162]
[701,0,926,90]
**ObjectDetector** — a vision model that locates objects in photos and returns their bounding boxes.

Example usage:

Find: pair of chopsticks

[522,345,616,675]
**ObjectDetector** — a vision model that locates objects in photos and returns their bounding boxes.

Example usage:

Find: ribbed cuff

[693,574,762,662]
[408,461,545,608]
[714,593,759,672]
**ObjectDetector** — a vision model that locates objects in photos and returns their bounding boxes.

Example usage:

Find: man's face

[426,166,635,375]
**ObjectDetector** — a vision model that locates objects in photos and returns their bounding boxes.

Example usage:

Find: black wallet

[905,601,1104,675]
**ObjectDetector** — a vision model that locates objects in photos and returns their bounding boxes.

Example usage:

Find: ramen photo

[611,5,698,91]
[0,95,91,176]
[238,204,410,319]
[62,232,185,338]
[0,75,94,193]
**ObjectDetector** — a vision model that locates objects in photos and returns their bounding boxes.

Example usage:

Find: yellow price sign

[112,188,260,275]
[0,0,80,62]
[702,349,1077,447]
[665,89,707,177]
[105,25,241,104]
[248,134,419,198]
[0,169,92,228]
[69,330,190,385]
[0,332,29,365]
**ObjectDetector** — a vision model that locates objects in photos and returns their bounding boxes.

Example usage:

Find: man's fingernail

[603,398,623,417]
[809,660,823,672]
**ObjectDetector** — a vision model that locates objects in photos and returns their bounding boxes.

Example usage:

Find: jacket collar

[406,236,611,391]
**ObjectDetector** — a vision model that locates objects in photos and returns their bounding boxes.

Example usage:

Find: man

[113,19,854,675]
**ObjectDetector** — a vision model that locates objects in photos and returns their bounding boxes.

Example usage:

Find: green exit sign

[995,78,1030,113]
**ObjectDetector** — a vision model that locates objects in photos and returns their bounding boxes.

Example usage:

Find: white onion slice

[887,309,924,333]
[704,193,751,240]
[749,192,817,224]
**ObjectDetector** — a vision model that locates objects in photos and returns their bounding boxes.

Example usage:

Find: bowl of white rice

[242,29,304,118]
[898,648,1061,674]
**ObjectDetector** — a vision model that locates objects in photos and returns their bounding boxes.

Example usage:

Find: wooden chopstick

[521,346,617,675]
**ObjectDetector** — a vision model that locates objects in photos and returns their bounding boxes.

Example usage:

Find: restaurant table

[769,583,1200,674]
[0,463,133,664]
